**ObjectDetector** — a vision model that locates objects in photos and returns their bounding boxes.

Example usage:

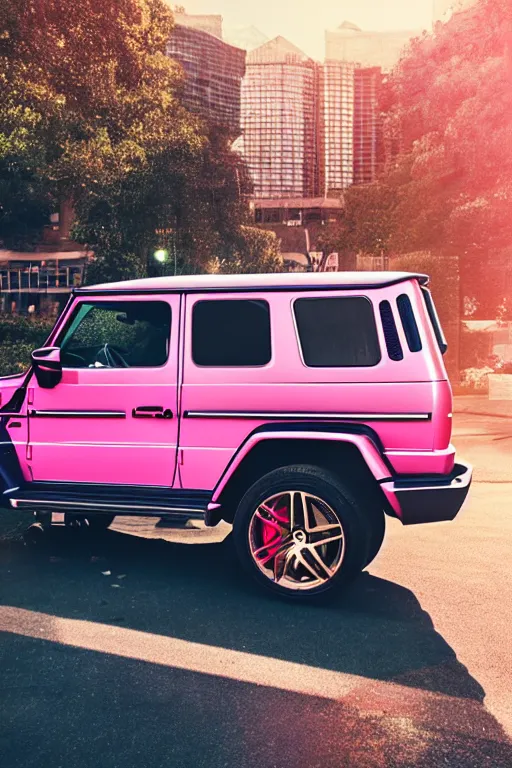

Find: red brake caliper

[257,500,290,565]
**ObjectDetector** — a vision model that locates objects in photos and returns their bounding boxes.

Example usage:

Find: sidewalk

[454,395,512,419]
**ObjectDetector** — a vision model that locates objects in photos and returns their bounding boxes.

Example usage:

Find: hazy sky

[180,0,435,58]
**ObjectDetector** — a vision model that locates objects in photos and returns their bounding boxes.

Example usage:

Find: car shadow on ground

[1,525,511,768]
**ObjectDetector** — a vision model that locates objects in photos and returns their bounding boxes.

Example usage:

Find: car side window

[59,301,171,368]
[192,299,271,367]
[294,296,381,367]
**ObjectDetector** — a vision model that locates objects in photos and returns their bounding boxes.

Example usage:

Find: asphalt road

[1,412,511,768]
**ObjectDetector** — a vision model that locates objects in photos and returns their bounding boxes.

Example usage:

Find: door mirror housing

[31,347,62,389]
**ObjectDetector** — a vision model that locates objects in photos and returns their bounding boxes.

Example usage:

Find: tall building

[320,62,384,194]
[241,37,321,199]
[322,61,356,191]
[325,21,420,72]
[353,67,384,186]
[321,22,416,193]
[241,23,416,204]
[167,13,246,137]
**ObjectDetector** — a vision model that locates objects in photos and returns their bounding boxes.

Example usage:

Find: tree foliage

[0,314,54,375]
[384,0,512,262]
[385,0,512,318]
[206,226,282,275]
[321,0,512,318]
[317,184,398,260]
[0,0,280,275]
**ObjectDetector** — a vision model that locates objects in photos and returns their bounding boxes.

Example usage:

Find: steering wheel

[98,343,129,368]
[62,351,87,367]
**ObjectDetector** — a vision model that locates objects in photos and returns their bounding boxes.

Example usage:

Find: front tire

[232,465,370,600]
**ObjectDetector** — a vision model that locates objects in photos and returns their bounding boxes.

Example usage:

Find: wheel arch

[207,424,400,525]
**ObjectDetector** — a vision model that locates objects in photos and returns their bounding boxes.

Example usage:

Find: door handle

[132,406,173,419]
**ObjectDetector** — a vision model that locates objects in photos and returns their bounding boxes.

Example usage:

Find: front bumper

[384,461,473,526]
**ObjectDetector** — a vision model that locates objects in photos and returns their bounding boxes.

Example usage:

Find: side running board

[4,483,211,519]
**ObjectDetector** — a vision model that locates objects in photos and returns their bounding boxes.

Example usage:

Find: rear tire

[232,465,370,600]
[364,510,385,568]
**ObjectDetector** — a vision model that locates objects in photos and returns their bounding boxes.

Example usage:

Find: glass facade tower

[241,25,413,200]
[322,61,356,192]
[241,37,321,199]
[167,18,246,138]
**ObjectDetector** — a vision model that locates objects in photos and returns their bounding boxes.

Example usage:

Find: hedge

[0,315,55,377]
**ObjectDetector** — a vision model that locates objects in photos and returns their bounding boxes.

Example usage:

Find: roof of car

[76,271,429,295]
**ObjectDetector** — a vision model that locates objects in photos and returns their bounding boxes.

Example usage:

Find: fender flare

[208,426,402,519]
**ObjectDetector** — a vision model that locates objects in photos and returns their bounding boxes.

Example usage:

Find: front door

[27,295,180,487]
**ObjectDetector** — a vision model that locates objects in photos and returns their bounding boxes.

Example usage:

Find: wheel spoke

[293,547,319,581]
[312,522,341,533]
[256,535,292,566]
[274,544,295,583]
[309,524,343,546]
[253,536,281,560]
[304,544,334,579]
[290,491,309,531]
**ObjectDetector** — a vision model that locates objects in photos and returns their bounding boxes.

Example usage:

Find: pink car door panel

[27,295,180,486]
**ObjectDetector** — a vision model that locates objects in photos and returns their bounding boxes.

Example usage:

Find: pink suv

[0,271,471,598]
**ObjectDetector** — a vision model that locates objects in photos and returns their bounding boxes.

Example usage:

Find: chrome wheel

[248,491,345,591]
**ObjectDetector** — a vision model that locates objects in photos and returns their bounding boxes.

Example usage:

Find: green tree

[317,184,397,260]
[206,226,282,275]
[378,0,512,316]
[0,314,54,375]
[0,1,279,276]
[0,63,69,248]
[0,0,199,251]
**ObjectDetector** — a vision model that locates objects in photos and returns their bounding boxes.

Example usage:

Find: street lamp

[154,249,168,264]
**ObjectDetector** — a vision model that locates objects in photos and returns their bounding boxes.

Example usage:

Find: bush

[0,315,55,377]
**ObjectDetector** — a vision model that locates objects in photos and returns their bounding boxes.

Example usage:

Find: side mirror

[31,347,62,389]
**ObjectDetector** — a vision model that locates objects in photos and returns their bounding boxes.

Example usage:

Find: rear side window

[294,297,381,367]
[397,294,422,352]
[192,299,271,367]
[379,300,403,361]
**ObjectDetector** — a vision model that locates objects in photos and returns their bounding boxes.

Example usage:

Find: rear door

[27,295,181,487]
